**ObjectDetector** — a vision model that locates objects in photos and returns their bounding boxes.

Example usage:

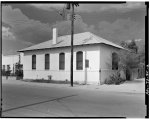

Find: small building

[19,28,124,85]
[2,53,23,75]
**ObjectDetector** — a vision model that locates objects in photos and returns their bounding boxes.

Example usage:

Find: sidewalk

[87,78,145,94]
[68,78,145,94]
[2,76,145,94]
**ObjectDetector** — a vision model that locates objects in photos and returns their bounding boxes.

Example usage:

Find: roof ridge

[41,31,91,43]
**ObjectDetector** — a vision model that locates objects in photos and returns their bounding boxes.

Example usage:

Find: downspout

[99,46,101,85]
[84,51,87,84]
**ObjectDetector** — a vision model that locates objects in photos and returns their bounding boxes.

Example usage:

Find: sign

[85,59,89,68]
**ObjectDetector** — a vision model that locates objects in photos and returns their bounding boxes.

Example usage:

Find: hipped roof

[18,32,124,52]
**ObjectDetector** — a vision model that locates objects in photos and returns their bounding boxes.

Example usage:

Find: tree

[119,49,140,81]
[6,65,11,76]
[15,55,23,79]
[127,39,138,53]
[121,39,138,53]
[119,39,140,80]
[120,41,127,48]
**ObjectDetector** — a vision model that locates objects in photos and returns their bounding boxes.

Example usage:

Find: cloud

[97,18,144,44]
[2,5,145,55]
[30,4,65,11]
[2,26,34,55]
[54,19,97,36]
[2,26,34,46]
[29,2,145,13]
[2,26,16,40]
[2,5,52,44]
[2,36,34,55]
[126,39,143,43]
[2,25,34,55]
[2,5,96,42]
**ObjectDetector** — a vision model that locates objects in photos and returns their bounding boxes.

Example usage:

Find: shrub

[104,72,126,85]
[15,62,23,78]
[2,69,6,76]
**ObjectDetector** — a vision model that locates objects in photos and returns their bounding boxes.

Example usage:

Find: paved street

[2,77,145,117]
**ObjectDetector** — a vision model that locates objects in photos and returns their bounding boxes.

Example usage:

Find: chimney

[52,27,57,44]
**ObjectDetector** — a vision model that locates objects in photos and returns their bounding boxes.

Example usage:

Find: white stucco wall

[23,45,100,84]
[99,44,121,84]
[23,43,122,85]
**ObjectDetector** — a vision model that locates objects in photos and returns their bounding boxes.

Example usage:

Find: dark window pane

[112,52,119,70]
[59,53,65,70]
[32,55,36,69]
[76,51,83,70]
[45,54,49,69]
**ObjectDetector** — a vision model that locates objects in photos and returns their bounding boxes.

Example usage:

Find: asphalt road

[2,78,146,117]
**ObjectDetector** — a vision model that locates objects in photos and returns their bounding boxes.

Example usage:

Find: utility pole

[66,3,79,87]
[70,3,74,87]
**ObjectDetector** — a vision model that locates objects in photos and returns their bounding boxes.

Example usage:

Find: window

[45,54,49,70]
[32,55,36,69]
[76,51,83,70]
[59,53,65,70]
[112,52,119,70]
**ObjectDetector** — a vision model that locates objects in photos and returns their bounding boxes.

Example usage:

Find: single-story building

[19,28,125,85]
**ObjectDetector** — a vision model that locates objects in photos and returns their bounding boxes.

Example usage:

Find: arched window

[59,53,65,70]
[32,55,36,70]
[45,54,49,70]
[76,51,83,70]
[112,52,119,70]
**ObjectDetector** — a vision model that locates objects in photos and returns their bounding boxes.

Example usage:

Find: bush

[16,70,23,77]
[104,72,126,85]
[2,69,6,76]
[15,62,23,78]
[2,69,12,76]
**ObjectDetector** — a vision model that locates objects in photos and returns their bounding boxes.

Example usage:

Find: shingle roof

[18,32,124,52]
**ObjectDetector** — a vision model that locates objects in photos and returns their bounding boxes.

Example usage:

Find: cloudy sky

[2,2,146,55]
